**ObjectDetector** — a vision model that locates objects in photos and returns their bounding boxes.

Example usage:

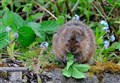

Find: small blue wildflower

[100,20,109,27]
[103,27,110,33]
[6,26,11,32]
[104,45,109,49]
[72,14,80,20]
[40,42,49,48]
[13,32,19,38]
[104,40,110,49]
[109,35,115,42]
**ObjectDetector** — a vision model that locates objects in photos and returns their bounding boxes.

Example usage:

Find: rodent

[52,20,96,65]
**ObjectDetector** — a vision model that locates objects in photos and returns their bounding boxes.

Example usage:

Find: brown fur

[52,20,96,64]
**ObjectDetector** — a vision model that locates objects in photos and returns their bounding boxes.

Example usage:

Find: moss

[88,62,120,82]
[89,62,120,74]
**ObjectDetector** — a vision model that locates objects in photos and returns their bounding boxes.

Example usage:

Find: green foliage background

[0,0,120,72]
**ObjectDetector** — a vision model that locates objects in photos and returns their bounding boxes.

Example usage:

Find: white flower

[72,14,80,20]
[109,35,115,42]
[6,26,11,32]
[40,42,49,48]
[100,20,109,27]
[104,40,110,49]
[13,32,19,38]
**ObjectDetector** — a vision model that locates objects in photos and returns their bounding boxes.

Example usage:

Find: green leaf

[87,0,93,3]
[40,19,64,33]
[13,13,25,29]
[28,13,43,21]
[7,42,15,58]
[40,20,58,32]
[2,9,25,31]
[62,66,72,77]
[22,4,32,12]
[73,64,90,72]
[27,22,45,41]
[0,26,9,49]
[110,42,120,51]
[57,16,65,25]
[2,10,14,27]
[72,67,85,79]
[67,53,74,61]
[18,26,36,47]
[66,61,74,70]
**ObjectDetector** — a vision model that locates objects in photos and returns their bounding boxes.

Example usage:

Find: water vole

[52,20,96,65]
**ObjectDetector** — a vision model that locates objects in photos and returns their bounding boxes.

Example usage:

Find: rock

[42,69,120,83]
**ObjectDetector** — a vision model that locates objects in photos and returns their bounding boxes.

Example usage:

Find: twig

[108,4,116,17]
[0,67,28,72]
[96,1,108,19]
[65,0,73,16]
[72,0,80,12]
[54,0,62,13]
[100,0,106,15]
[44,0,54,7]
[91,2,106,20]
[34,1,57,20]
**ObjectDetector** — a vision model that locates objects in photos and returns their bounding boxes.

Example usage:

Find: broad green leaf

[116,42,120,51]
[18,26,36,47]
[73,64,90,72]
[72,67,85,79]
[27,22,45,41]
[13,13,25,29]
[27,22,42,37]
[66,61,74,70]
[0,26,9,49]
[2,10,14,27]
[40,20,58,32]
[2,9,25,31]
[62,67,72,77]
[40,20,64,33]
[110,42,120,51]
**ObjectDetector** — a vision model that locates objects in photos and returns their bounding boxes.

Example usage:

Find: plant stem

[108,3,116,17]
[54,0,62,13]
[65,0,73,16]
[34,1,57,20]
[91,2,106,20]
[72,0,80,12]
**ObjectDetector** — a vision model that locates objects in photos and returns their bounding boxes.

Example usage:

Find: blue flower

[104,40,110,49]
[103,27,110,33]
[72,14,80,20]
[13,32,19,38]
[6,26,11,32]
[40,42,49,48]
[109,35,115,42]
[100,20,109,27]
